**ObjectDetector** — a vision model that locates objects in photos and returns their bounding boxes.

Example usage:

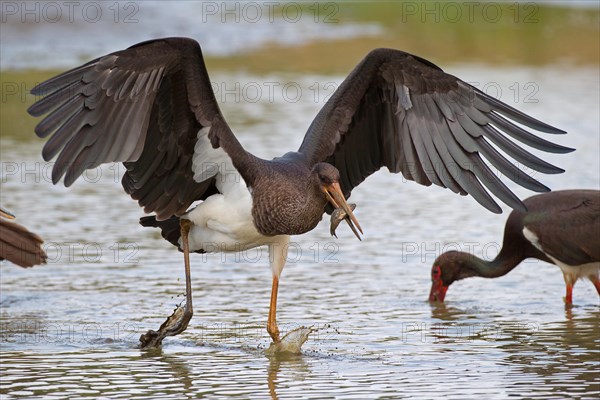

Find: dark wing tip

[548,166,565,175]
[512,200,527,213]
[560,146,576,154]
[477,89,566,135]
[488,202,503,214]
[30,83,46,97]
[27,102,43,116]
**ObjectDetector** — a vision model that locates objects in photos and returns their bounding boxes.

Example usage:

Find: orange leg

[267,276,281,343]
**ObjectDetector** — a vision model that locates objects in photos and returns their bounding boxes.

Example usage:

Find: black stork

[429,190,600,305]
[27,37,573,345]
[0,207,47,268]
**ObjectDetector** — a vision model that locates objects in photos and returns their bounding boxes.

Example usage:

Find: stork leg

[177,218,194,330]
[591,276,600,296]
[140,219,194,348]
[267,276,281,343]
[565,283,574,306]
[266,236,290,344]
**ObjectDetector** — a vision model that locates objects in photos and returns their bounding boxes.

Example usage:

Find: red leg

[591,276,600,296]
[565,283,573,306]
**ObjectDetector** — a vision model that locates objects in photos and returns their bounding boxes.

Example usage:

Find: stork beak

[428,277,448,302]
[0,207,16,220]
[322,182,363,240]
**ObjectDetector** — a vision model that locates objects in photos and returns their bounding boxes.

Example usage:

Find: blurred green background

[2,1,598,140]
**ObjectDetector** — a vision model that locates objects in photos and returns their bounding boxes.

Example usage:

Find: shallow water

[1,67,599,398]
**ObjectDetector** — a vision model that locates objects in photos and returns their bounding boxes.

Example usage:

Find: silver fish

[330,203,360,240]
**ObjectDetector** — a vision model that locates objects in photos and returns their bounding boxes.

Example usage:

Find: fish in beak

[322,182,362,240]
[330,203,359,239]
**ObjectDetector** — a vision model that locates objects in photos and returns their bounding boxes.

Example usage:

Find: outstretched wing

[28,37,255,220]
[298,48,573,213]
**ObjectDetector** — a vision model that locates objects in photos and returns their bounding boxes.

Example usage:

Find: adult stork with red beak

[429,190,600,305]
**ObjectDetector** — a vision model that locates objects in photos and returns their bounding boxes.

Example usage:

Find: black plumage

[429,190,600,305]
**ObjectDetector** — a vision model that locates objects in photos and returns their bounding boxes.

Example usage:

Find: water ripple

[1,67,599,398]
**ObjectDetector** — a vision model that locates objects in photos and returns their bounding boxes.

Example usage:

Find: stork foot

[266,326,312,355]
[140,301,193,348]
[141,218,195,348]
[267,320,281,344]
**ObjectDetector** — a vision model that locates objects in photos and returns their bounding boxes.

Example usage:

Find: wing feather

[299,48,572,213]
[406,110,444,187]
[480,124,564,174]
[486,112,571,154]
[29,38,256,220]
[415,94,464,194]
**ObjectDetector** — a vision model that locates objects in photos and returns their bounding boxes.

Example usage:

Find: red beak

[428,265,448,302]
[428,280,448,302]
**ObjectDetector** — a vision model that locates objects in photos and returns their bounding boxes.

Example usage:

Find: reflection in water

[500,310,600,398]
[267,353,311,400]
[0,311,51,345]
[1,67,599,398]
[138,347,194,392]
[428,302,471,322]
[427,301,600,397]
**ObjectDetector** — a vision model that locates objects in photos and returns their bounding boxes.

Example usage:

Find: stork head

[429,251,470,302]
[312,163,362,240]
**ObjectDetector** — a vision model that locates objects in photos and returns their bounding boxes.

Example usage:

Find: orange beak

[322,182,363,240]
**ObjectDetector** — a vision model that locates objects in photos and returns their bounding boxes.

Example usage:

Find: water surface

[1,67,599,398]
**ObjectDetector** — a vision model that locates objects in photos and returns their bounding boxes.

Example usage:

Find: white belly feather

[182,127,277,253]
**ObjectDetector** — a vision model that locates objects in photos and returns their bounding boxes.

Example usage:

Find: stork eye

[432,265,441,279]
